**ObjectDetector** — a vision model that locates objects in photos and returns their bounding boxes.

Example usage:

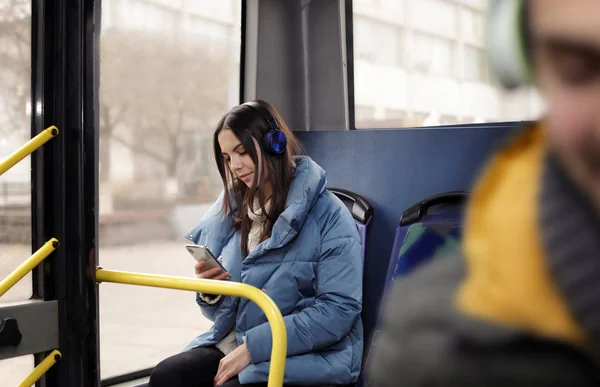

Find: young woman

[148,99,363,387]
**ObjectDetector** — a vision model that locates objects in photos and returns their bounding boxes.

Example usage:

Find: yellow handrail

[0,126,59,176]
[96,268,287,387]
[17,350,62,387]
[0,238,59,298]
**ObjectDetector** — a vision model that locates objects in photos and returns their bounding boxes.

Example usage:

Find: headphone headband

[241,100,287,155]
[486,0,532,89]
[242,101,279,132]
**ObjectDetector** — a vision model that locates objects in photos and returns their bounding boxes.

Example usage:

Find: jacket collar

[455,122,588,348]
[186,156,328,257]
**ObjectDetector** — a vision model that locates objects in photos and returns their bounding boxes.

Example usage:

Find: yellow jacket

[456,122,588,348]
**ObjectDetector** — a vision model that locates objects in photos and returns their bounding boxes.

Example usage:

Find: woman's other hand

[214,343,252,386]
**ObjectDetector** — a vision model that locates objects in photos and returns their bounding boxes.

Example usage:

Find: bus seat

[358,191,468,387]
[384,191,468,286]
[328,188,374,263]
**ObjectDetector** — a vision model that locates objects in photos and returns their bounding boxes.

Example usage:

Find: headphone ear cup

[486,0,531,89]
[263,130,288,155]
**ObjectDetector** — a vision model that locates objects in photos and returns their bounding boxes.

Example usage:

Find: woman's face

[218,128,264,188]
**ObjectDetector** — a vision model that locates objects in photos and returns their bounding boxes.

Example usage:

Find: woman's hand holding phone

[194,259,231,281]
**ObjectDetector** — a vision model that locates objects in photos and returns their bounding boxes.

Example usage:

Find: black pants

[148,346,337,387]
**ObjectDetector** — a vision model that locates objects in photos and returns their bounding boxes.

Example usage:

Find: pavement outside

[0,241,214,386]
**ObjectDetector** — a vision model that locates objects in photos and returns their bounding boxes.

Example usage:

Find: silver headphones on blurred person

[486,0,532,90]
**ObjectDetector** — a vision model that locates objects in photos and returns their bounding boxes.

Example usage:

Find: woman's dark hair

[213,99,304,257]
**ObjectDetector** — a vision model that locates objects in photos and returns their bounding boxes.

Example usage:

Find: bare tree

[99,29,232,182]
[1,1,234,183]
[0,0,30,141]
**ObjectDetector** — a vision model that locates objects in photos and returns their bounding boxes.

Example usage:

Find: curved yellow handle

[95,268,287,387]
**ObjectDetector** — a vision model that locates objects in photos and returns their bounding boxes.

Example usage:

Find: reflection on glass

[99,0,241,378]
[0,0,33,302]
[353,0,545,129]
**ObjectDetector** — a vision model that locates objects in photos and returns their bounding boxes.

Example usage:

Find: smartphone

[185,244,227,273]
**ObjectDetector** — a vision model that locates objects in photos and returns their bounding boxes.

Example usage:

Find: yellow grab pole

[0,126,59,176]
[96,268,287,387]
[17,350,62,387]
[0,238,59,298]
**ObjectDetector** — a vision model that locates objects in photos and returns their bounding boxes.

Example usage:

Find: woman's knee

[148,348,222,387]
[148,356,182,386]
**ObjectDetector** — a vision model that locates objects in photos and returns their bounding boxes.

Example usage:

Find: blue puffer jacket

[182,156,363,385]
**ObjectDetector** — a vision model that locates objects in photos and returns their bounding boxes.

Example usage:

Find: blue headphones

[242,101,288,155]
[487,0,532,89]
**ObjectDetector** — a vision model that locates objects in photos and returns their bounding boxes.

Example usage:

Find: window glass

[0,0,33,380]
[0,355,34,386]
[354,16,403,67]
[0,0,33,302]
[409,32,455,78]
[353,0,544,129]
[99,0,241,377]
[463,45,489,83]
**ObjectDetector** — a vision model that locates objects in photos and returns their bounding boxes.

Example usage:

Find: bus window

[98,0,241,378]
[352,0,545,129]
[0,0,34,382]
[0,0,33,303]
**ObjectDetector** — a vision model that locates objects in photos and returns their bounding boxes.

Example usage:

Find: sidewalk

[0,241,213,385]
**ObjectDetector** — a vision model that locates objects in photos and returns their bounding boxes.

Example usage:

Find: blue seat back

[384,191,467,287]
[359,191,468,387]
[329,188,373,263]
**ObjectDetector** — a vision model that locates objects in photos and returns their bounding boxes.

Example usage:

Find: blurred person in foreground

[368,0,600,385]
